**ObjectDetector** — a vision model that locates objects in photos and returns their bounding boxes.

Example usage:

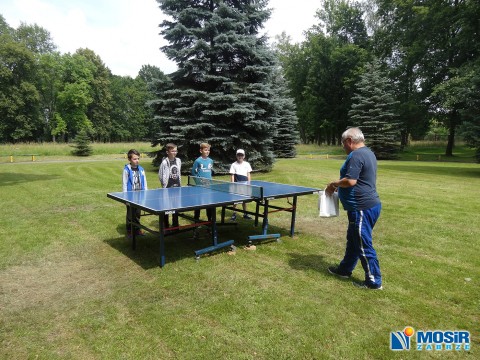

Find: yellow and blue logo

[390,327,471,351]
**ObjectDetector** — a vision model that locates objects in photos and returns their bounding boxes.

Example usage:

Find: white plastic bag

[318,190,339,217]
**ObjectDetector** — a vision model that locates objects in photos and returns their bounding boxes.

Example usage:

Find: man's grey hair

[342,127,364,144]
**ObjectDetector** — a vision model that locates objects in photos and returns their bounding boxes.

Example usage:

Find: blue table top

[249,180,318,199]
[107,181,319,213]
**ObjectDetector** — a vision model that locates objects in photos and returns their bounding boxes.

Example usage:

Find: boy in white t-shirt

[229,149,253,221]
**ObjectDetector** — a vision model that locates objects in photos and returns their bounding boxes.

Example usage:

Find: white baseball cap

[236,149,245,155]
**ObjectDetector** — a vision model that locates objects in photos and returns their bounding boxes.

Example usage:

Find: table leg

[194,207,234,258]
[159,213,166,267]
[211,207,218,246]
[247,199,280,243]
[262,199,269,235]
[221,206,226,224]
[130,205,136,250]
[290,196,298,237]
[255,201,260,226]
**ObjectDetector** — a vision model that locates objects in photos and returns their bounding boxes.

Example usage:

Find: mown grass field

[0,147,478,359]
[0,140,476,163]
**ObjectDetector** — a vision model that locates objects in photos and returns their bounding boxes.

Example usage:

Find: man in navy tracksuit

[326,127,383,290]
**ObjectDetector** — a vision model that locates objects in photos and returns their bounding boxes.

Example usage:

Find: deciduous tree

[375,0,480,155]
[76,48,112,142]
[0,33,41,142]
[14,22,56,54]
[433,59,480,162]
[277,0,369,145]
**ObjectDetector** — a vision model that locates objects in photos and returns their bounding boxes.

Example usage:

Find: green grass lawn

[0,155,478,359]
[296,141,477,163]
[1,141,476,163]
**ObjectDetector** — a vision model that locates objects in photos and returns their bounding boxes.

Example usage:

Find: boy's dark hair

[127,149,140,159]
[165,143,177,151]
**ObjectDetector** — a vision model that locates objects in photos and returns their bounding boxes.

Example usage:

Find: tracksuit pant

[337,203,382,288]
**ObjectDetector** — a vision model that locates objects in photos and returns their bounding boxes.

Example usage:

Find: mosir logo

[390,327,470,351]
[390,327,414,350]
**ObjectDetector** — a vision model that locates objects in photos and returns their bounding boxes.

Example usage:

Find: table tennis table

[107,176,319,267]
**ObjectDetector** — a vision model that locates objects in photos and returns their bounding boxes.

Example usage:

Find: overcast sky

[2,0,321,77]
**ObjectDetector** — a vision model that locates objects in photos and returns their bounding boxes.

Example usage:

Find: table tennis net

[188,176,263,199]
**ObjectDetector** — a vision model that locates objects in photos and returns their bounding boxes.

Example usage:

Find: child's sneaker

[243,214,253,220]
[230,213,237,221]
[352,281,383,290]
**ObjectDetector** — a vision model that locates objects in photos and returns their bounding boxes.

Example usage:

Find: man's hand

[325,182,337,196]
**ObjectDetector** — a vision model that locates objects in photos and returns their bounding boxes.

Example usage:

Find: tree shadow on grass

[288,253,331,273]
[105,224,197,270]
[216,221,294,251]
[104,235,162,270]
[287,253,365,284]
[104,223,244,270]
[0,172,60,186]
[104,218,291,269]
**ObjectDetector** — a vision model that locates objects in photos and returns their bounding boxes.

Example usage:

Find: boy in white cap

[229,149,253,221]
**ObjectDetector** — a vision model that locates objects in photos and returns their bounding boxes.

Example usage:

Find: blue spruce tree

[349,60,401,159]
[151,0,278,172]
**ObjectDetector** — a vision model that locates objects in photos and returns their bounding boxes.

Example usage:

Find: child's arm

[158,162,162,186]
[191,159,197,176]
[143,168,148,190]
[178,158,182,186]
[229,162,235,182]
[122,168,129,192]
[158,159,167,188]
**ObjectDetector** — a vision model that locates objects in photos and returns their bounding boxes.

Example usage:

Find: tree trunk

[445,111,457,157]
[445,126,455,157]
[400,130,408,147]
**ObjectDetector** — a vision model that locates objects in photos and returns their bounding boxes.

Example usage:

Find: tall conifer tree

[349,60,401,159]
[151,0,277,172]
[271,67,298,158]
